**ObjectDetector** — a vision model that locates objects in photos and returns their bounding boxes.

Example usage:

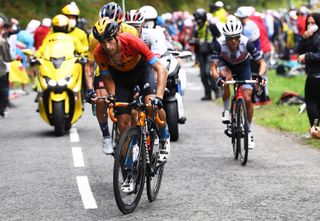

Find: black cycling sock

[99,121,110,138]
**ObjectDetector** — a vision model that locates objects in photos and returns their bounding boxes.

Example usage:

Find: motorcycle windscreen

[41,33,76,61]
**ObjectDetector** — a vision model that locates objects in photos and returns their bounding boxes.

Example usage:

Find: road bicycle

[111,95,166,214]
[224,79,256,166]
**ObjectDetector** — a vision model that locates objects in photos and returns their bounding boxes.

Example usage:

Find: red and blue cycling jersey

[94,32,159,75]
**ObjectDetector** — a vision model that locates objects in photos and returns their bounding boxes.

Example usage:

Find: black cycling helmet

[99,2,123,24]
[92,17,119,42]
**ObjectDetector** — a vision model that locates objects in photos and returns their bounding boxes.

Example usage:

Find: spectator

[0,17,13,117]
[193,8,221,101]
[297,12,320,132]
[34,18,51,50]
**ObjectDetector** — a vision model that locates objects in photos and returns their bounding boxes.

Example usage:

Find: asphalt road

[0,63,319,220]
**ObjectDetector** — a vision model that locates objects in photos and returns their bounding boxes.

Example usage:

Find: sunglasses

[226,36,240,41]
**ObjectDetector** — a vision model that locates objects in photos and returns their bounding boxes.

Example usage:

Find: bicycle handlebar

[225,80,257,84]
[96,96,165,127]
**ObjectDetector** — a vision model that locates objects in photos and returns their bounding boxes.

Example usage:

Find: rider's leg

[243,89,254,126]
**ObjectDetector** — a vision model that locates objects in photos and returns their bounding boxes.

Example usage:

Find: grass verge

[253,70,320,148]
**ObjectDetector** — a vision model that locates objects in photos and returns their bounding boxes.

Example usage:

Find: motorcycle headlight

[57,76,72,87]
[48,79,57,87]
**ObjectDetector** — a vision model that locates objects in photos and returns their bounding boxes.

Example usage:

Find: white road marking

[70,128,80,143]
[76,176,98,209]
[72,147,85,167]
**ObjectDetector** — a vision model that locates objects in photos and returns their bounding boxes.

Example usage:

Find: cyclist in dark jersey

[210,15,267,149]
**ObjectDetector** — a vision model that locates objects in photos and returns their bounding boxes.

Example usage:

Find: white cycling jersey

[141,27,168,57]
[212,34,262,65]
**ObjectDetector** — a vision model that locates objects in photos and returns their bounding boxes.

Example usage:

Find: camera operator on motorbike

[92,17,170,161]
[193,8,221,101]
[125,8,187,135]
[210,15,267,149]
[85,2,139,155]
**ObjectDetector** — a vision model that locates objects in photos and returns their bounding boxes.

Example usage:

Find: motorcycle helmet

[193,8,207,27]
[140,5,158,28]
[125,10,145,27]
[92,17,119,42]
[62,2,80,29]
[62,2,80,17]
[99,2,123,24]
[222,15,243,37]
[52,14,69,33]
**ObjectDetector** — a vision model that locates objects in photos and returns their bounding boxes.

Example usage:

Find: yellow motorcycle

[23,33,85,136]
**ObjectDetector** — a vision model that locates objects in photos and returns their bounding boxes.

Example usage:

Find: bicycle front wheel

[236,98,249,166]
[113,127,146,214]
[146,129,164,202]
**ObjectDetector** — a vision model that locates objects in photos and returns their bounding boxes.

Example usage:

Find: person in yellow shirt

[209,1,228,24]
[85,2,139,155]
[61,2,89,53]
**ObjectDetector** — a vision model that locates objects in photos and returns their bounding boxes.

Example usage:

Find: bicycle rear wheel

[146,127,164,202]
[113,127,146,214]
[236,98,249,166]
[230,98,238,159]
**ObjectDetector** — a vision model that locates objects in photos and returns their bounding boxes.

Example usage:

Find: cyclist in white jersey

[125,7,187,122]
[210,15,267,149]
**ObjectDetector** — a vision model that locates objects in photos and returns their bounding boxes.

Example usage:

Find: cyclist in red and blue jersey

[210,15,267,149]
[92,17,170,160]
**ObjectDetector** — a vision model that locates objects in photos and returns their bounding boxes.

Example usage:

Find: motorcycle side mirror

[178,51,192,59]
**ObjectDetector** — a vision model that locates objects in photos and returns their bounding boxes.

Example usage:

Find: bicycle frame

[225,80,256,166]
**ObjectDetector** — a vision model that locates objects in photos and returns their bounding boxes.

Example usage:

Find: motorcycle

[23,39,85,136]
[160,50,192,141]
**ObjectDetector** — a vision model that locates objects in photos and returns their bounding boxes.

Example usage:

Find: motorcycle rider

[61,2,89,52]
[35,14,85,62]
[85,2,139,155]
[193,8,221,101]
[138,5,187,124]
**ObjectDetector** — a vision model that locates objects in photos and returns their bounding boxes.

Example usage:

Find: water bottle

[132,144,139,162]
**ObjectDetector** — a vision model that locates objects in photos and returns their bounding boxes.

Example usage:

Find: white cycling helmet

[125,9,145,27]
[140,5,158,20]
[222,15,243,37]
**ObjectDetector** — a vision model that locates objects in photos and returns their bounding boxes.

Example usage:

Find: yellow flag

[9,60,30,84]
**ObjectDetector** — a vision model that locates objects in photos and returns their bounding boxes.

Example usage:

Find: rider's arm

[85,60,95,90]
[210,61,220,80]
[256,58,267,77]
[246,40,266,76]
[85,35,98,91]
[153,61,167,99]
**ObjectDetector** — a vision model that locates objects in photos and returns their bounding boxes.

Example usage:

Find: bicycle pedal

[224,129,232,137]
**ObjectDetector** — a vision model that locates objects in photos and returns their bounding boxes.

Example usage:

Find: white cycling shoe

[102,137,113,155]
[222,110,231,124]
[121,177,135,194]
[158,137,170,162]
[248,132,255,149]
